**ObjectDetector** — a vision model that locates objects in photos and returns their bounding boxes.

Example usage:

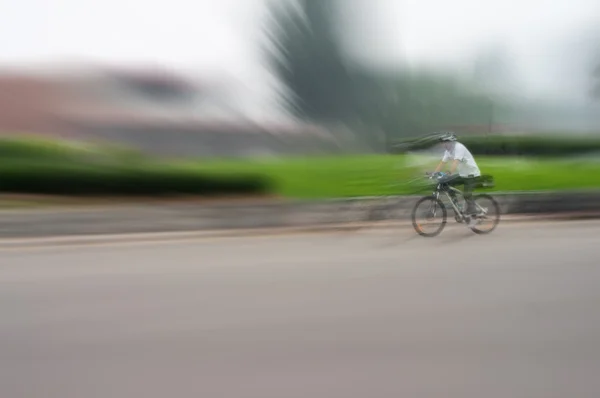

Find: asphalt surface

[2,220,600,398]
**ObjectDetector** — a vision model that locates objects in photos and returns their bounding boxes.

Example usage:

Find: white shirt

[442,142,481,177]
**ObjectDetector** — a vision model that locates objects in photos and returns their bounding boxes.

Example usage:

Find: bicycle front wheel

[469,194,500,234]
[411,196,447,237]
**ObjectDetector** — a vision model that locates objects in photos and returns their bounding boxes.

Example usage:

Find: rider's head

[438,131,458,150]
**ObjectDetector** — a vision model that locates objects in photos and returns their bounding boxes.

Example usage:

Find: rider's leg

[463,176,478,215]
[444,175,464,207]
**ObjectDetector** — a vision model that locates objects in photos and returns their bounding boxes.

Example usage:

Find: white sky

[0,0,264,70]
[0,0,598,109]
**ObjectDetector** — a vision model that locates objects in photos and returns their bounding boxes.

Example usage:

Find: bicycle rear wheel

[469,194,500,234]
[411,196,447,237]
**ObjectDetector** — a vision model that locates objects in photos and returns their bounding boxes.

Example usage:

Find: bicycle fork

[427,189,443,219]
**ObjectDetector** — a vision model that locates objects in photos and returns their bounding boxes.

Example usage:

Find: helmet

[438,132,458,142]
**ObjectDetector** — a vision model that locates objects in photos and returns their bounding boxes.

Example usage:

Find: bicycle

[411,172,500,237]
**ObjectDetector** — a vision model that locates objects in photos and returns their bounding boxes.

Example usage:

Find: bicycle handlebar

[426,171,447,179]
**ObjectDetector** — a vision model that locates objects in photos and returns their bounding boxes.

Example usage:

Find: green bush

[0,137,83,161]
[0,136,147,163]
[397,134,600,156]
[0,161,271,196]
[460,135,600,156]
[0,137,270,196]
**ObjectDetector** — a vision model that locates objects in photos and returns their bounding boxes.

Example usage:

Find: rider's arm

[433,160,446,173]
[448,144,465,175]
[448,159,459,174]
[434,150,451,173]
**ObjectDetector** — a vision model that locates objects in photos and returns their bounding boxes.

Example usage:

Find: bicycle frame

[431,182,488,220]
[432,183,465,217]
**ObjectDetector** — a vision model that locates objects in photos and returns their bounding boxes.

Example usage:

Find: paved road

[2,221,600,398]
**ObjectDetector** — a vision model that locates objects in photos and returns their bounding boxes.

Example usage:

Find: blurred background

[1,0,600,199]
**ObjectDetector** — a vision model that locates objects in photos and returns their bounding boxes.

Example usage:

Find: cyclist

[432,132,481,218]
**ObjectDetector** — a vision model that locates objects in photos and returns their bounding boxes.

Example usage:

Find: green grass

[2,135,600,199]
[179,154,600,199]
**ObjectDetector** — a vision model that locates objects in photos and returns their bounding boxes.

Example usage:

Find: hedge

[396,134,600,156]
[0,137,270,196]
[0,136,148,164]
[460,135,600,156]
[0,161,272,196]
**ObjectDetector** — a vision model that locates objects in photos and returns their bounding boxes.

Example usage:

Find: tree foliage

[262,0,514,148]
[262,0,358,122]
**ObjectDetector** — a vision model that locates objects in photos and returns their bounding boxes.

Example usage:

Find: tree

[262,0,510,150]
[262,0,359,123]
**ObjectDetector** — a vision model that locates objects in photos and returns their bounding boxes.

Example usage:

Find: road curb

[2,191,600,241]
[2,212,599,248]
